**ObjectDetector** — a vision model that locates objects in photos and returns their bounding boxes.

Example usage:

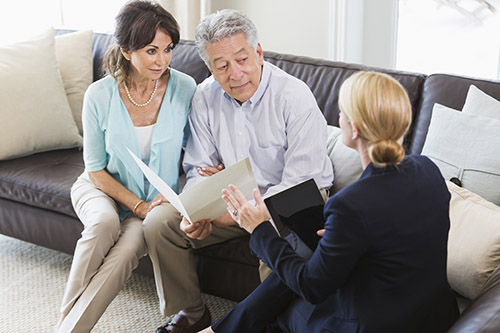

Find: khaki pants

[145,188,331,317]
[143,206,248,317]
[58,177,153,333]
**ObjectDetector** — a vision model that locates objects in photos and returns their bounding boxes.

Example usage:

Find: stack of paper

[127,148,258,223]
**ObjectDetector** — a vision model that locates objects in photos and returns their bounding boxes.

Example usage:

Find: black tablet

[264,178,325,251]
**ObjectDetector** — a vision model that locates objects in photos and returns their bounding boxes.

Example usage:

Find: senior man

[148,9,333,333]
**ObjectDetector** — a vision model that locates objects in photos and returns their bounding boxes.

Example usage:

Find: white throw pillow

[462,84,500,120]
[0,28,82,160]
[446,180,500,300]
[55,30,93,135]
[422,104,500,206]
[326,125,363,193]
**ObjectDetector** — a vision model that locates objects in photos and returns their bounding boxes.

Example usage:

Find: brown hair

[339,71,412,168]
[102,0,180,84]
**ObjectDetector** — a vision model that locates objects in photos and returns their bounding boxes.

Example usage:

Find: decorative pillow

[422,104,500,206]
[55,30,93,135]
[462,84,500,120]
[0,28,82,160]
[326,125,363,193]
[446,180,500,300]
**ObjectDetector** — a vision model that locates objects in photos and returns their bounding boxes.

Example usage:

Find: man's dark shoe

[156,305,211,333]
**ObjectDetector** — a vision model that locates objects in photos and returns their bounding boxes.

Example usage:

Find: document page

[127,148,257,223]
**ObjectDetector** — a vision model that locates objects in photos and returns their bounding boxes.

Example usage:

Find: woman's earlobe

[350,122,359,140]
[120,47,131,61]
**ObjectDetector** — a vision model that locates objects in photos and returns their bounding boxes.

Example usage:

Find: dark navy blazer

[212,155,459,333]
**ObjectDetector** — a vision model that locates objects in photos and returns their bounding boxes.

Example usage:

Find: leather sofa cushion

[194,235,258,267]
[449,265,500,332]
[0,148,83,218]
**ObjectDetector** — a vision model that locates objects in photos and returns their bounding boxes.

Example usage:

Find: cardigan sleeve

[81,86,107,172]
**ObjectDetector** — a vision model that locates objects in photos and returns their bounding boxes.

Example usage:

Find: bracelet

[132,200,144,216]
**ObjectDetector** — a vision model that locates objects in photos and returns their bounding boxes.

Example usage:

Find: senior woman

[208,71,459,332]
[55,1,196,332]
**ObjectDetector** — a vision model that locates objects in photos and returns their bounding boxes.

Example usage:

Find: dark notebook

[264,178,326,251]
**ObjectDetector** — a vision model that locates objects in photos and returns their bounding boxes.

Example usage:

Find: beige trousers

[58,177,159,333]
[144,188,329,317]
[143,205,248,318]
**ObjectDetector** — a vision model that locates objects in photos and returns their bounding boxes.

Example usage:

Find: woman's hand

[180,217,212,240]
[222,185,270,234]
[197,163,224,177]
[134,194,169,219]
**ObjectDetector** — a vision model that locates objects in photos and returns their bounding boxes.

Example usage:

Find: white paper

[127,148,191,221]
[127,148,258,223]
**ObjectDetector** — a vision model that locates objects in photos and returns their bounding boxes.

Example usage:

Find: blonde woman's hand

[222,185,270,234]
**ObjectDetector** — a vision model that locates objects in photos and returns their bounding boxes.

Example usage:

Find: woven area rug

[0,234,236,332]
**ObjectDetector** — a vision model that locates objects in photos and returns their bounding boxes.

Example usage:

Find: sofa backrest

[54,30,212,85]
[410,74,500,155]
[263,51,426,150]
[263,51,426,124]
[57,29,429,152]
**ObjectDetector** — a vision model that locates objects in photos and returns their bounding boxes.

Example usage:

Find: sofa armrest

[449,264,500,332]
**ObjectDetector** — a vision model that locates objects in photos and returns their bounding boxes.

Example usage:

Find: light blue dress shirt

[183,61,333,198]
[81,69,196,220]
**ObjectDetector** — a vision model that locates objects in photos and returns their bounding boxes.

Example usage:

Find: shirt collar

[222,61,271,108]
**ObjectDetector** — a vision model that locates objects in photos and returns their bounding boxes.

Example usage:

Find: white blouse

[134,123,156,164]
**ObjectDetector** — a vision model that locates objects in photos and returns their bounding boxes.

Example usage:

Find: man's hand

[317,229,325,237]
[197,163,224,177]
[180,217,212,240]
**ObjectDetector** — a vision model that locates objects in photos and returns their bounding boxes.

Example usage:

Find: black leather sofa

[1,30,500,331]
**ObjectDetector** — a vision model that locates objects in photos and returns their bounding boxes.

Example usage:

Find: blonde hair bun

[369,139,405,168]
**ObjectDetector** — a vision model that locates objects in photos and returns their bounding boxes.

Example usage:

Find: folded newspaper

[127,148,258,223]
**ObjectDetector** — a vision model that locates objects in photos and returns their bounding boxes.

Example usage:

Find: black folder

[264,179,326,251]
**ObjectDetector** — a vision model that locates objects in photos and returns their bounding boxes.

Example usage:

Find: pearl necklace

[124,79,158,107]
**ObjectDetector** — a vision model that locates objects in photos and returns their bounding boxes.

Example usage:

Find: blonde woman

[208,71,459,332]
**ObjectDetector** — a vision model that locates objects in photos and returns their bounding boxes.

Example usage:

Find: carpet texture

[0,234,236,332]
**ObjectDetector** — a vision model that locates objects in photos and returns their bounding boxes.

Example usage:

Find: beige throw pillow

[55,30,93,135]
[462,85,500,120]
[446,180,500,300]
[0,28,82,160]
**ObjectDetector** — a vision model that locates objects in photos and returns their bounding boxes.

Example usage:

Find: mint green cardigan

[81,69,196,220]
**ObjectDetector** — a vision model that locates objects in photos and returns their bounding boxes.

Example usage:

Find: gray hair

[195,9,259,67]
